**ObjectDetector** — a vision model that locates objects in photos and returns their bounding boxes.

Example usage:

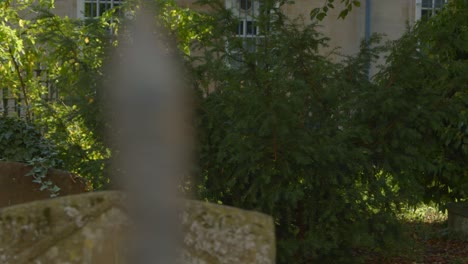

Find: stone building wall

[51,0,418,56]
[53,0,78,18]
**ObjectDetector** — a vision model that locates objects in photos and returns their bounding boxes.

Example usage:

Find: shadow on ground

[363,220,467,264]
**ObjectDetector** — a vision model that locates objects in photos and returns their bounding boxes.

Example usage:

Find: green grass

[399,204,448,223]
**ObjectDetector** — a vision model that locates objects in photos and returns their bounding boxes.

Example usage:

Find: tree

[1,0,464,261]
[310,0,362,21]
[180,1,407,262]
[163,0,467,262]
[373,0,468,204]
[0,0,118,189]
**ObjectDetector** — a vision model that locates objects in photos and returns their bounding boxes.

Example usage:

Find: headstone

[0,161,89,208]
[447,202,468,237]
[0,191,276,264]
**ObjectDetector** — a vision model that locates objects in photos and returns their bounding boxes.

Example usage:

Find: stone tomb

[447,202,468,238]
[0,191,275,263]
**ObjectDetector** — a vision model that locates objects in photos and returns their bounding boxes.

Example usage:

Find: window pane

[113,3,121,15]
[435,0,445,8]
[99,3,108,16]
[421,9,432,18]
[239,0,252,11]
[422,0,432,8]
[236,21,244,35]
[246,21,257,35]
[85,0,122,17]
[84,2,97,17]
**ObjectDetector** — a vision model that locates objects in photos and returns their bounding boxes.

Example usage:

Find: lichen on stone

[0,191,275,263]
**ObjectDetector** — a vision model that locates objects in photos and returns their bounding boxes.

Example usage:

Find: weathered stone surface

[180,200,275,264]
[0,191,127,264]
[0,191,275,263]
[447,202,468,237]
[0,161,89,208]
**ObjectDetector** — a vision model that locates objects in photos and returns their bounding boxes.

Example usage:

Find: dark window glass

[435,0,445,8]
[113,3,121,15]
[239,0,252,11]
[237,21,244,35]
[99,3,106,16]
[246,21,256,35]
[85,3,97,17]
[422,0,432,8]
[421,9,432,18]
[85,0,121,17]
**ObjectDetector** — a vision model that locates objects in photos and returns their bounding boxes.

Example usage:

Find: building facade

[52,0,447,55]
[0,0,448,117]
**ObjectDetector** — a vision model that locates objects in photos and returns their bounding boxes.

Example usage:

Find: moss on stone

[0,191,275,263]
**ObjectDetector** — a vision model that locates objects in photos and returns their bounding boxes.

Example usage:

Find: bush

[186,0,467,261]
[188,2,407,261]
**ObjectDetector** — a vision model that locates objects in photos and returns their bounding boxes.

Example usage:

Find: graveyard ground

[362,205,468,264]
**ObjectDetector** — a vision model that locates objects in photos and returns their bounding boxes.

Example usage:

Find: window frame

[77,0,122,19]
[225,0,269,68]
[415,0,448,21]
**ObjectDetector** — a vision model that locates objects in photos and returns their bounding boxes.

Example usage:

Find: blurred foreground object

[0,191,275,263]
[108,7,191,263]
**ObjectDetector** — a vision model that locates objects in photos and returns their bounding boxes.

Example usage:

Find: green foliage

[310,0,361,21]
[156,0,214,55]
[0,0,117,189]
[0,117,62,196]
[399,204,447,223]
[178,1,404,262]
[373,0,468,204]
[0,0,465,261]
[156,0,467,262]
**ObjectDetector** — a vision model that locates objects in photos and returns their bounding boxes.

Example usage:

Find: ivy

[0,117,62,196]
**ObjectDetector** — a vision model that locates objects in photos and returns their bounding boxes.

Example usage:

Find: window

[77,0,121,19]
[415,0,447,20]
[225,0,261,68]
[239,0,252,11]
[235,18,260,53]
